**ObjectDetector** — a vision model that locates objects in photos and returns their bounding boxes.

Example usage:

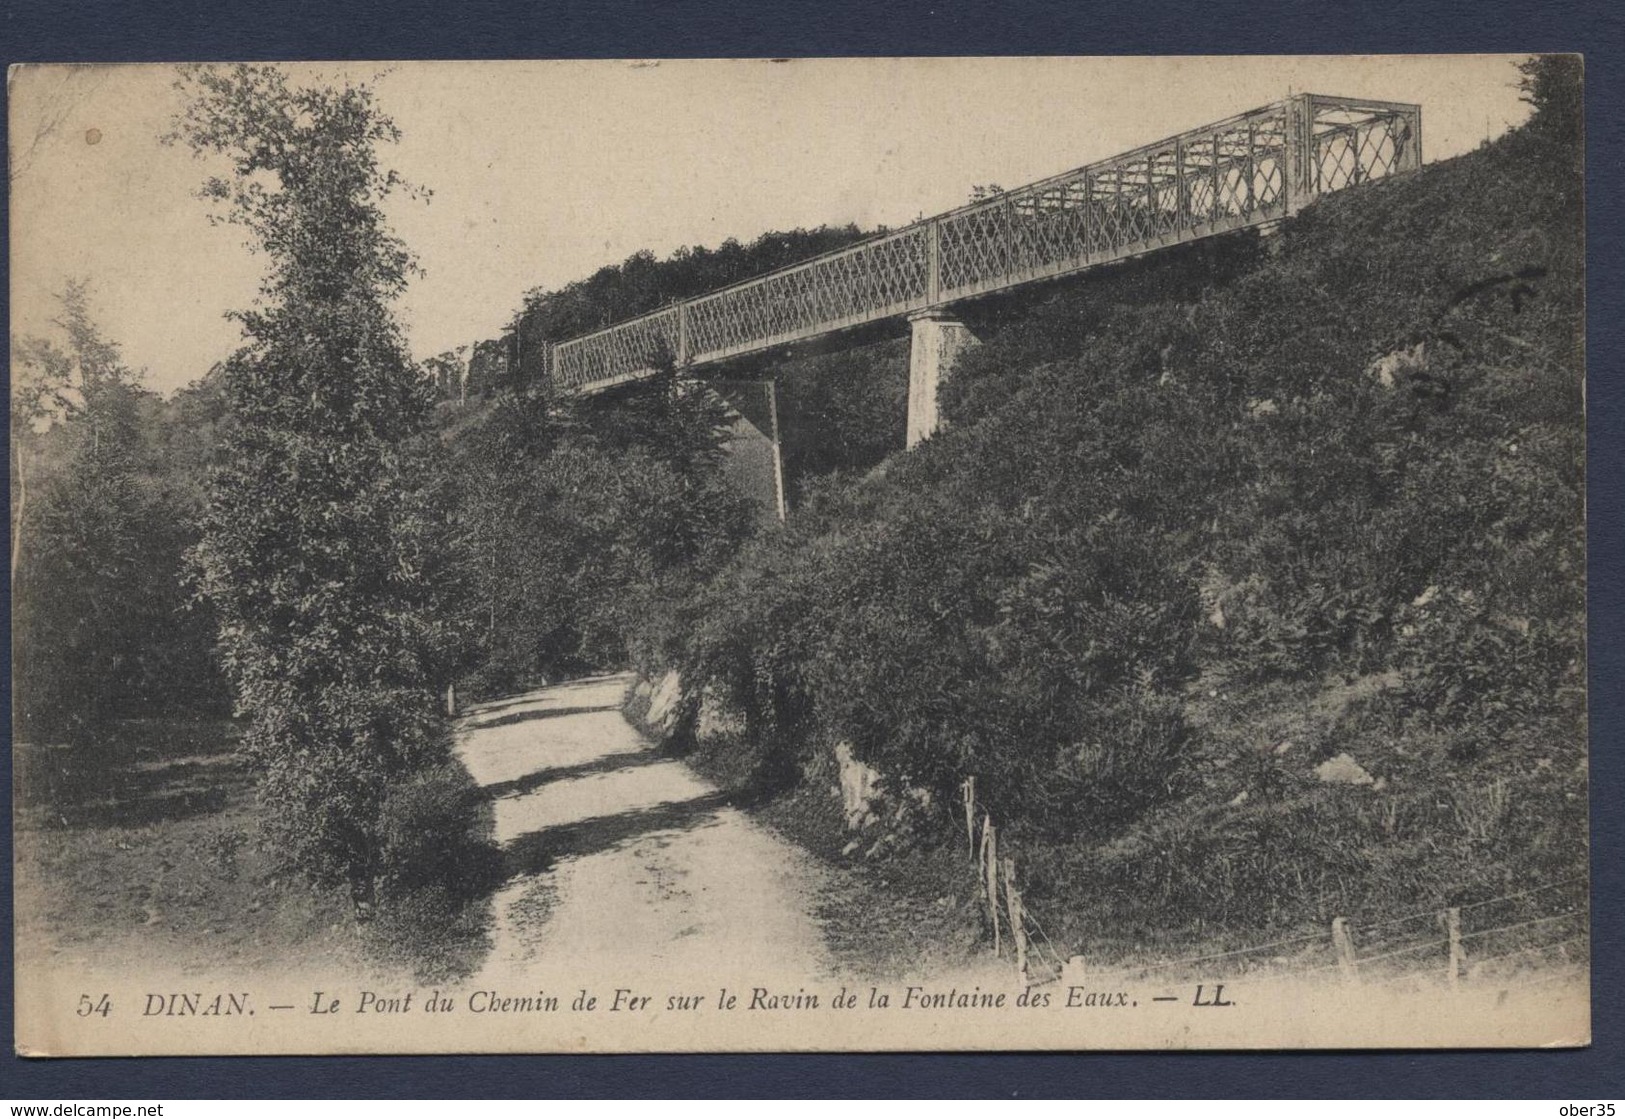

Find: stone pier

[906,311,979,448]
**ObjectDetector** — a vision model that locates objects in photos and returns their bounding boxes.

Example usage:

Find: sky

[9,56,1533,396]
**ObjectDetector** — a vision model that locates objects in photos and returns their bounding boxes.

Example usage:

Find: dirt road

[455,674,833,983]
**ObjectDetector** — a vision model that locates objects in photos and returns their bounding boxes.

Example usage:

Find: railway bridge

[544,93,1421,454]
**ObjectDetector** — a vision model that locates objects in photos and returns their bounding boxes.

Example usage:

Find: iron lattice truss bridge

[548,93,1422,393]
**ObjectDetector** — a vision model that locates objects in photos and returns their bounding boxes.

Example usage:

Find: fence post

[1003,856,1027,984]
[961,778,976,862]
[1445,907,1464,989]
[445,682,458,718]
[976,816,990,915]
[983,815,1000,957]
[1331,917,1360,983]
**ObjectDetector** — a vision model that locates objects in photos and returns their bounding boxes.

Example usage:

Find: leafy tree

[10,280,145,586]
[1516,54,1583,150]
[447,369,754,695]
[172,65,467,905]
[676,101,1584,866]
[9,332,73,585]
[773,339,910,496]
[9,283,183,741]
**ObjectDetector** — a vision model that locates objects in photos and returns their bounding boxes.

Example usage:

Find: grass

[670,689,1586,986]
[14,717,491,984]
[641,118,1588,983]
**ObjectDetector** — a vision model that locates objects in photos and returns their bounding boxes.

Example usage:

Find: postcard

[10,55,1587,1055]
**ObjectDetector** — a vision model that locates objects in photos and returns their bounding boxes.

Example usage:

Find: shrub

[667,97,1584,889]
[376,761,502,905]
[175,66,467,902]
[448,367,760,694]
[1517,54,1582,151]
[367,764,500,983]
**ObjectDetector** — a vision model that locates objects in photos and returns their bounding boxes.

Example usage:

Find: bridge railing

[550,93,1421,392]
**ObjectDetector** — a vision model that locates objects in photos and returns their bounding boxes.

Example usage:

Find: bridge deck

[549,93,1421,393]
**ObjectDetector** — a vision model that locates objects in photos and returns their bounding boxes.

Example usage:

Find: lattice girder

[549,94,1421,392]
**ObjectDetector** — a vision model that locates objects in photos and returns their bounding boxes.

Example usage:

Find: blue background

[3,0,1620,1098]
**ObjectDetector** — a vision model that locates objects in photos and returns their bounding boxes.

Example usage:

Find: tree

[9,279,145,586]
[9,332,72,585]
[1516,54,1582,148]
[172,65,464,905]
[443,364,756,695]
[10,283,169,741]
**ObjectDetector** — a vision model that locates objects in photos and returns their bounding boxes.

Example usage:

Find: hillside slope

[665,115,1585,963]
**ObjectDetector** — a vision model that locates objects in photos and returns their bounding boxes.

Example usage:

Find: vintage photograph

[9,55,1587,1055]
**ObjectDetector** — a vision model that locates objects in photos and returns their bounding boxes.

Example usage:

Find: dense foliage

[173,65,482,905]
[13,56,1584,962]
[772,338,910,500]
[438,225,908,695]
[669,87,1586,931]
[448,369,756,697]
[10,286,229,743]
[1517,54,1583,153]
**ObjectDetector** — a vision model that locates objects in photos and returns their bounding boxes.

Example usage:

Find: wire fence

[955,777,1588,993]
